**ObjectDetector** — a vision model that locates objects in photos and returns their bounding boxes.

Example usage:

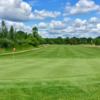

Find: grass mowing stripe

[0,59,44,79]
[0,58,99,81]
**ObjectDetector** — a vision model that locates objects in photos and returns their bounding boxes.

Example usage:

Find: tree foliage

[9,26,15,40]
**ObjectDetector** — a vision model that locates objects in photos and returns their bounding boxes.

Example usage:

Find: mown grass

[0,44,34,54]
[0,45,100,100]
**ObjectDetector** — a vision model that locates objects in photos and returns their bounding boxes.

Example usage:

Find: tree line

[0,20,45,48]
[0,20,100,48]
[45,37,100,45]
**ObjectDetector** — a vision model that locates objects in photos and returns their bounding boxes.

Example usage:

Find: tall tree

[1,20,8,38]
[32,27,40,38]
[32,26,44,44]
[9,26,15,40]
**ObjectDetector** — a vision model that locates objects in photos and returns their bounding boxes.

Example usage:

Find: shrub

[0,38,14,48]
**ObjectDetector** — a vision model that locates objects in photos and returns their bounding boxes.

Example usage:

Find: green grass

[0,45,100,100]
[0,44,35,54]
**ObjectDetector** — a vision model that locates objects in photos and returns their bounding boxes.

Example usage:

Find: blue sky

[24,0,100,25]
[0,0,100,38]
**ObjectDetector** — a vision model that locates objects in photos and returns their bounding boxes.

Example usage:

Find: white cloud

[64,0,100,15]
[97,23,100,30]
[49,20,65,29]
[37,20,65,30]
[0,0,61,21]
[73,18,87,27]
[31,10,61,20]
[61,26,75,33]
[0,20,32,33]
[37,20,66,37]
[38,17,100,38]
[0,0,33,21]
[89,17,99,23]
[38,22,47,29]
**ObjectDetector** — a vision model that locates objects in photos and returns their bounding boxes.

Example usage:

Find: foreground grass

[0,45,100,100]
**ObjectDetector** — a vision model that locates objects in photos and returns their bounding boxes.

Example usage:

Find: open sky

[0,0,100,38]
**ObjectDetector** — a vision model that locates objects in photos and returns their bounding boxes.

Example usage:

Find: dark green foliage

[32,26,43,45]
[87,38,93,44]
[9,26,15,40]
[54,37,65,44]
[68,37,79,45]
[45,38,55,44]
[28,37,39,47]
[94,37,100,45]
[32,27,39,38]
[0,21,43,48]
[45,37,100,45]
[1,20,8,38]
[15,31,28,46]
[15,31,27,40]
[0,38,14,48]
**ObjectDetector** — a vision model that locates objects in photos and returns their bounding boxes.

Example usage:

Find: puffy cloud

[37,20,66,30]
[64,0,100,15]
[0,0,33,21]
[61,26,75,33]
[89,17,99,23]
[31,10,61,20]
[38,17,100,38]
[0,0,60,21]
[37,20,66,38]
[49,20,65,29]
[97,23,100,30]
[0,20,32,33]
[73,18,87,27]
[38,22,47,29]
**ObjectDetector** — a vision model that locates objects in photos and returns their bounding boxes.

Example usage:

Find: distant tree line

[45,37,95,45]
[45,37,100,45]
[0,20,100,48]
